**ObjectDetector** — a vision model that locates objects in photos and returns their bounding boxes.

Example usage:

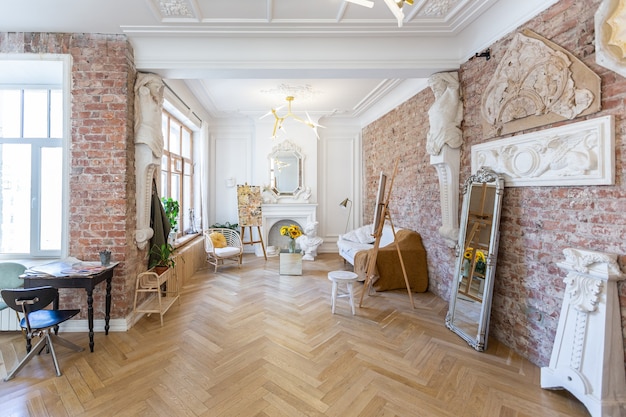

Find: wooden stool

[328,271,359,315]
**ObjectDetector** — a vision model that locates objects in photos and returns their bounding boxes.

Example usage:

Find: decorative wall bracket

[430,146,460,246]
[541,248,626,417]
[134,73,165,249]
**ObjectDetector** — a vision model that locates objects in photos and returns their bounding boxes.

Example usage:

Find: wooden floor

[0,253,589,417]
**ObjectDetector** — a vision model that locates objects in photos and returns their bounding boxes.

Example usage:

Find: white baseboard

[57,317,131,333]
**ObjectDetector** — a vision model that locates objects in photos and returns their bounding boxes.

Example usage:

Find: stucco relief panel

[481,29,601,137]
[471,115,615,187]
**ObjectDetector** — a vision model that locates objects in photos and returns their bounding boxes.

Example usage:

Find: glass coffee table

[279,251,302,275]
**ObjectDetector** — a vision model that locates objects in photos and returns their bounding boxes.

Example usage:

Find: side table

[279,252,302,275]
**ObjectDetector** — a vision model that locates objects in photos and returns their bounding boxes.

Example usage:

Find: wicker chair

[204,228,243,272]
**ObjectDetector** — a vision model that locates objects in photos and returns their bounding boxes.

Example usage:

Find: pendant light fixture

[261,96,324,140]
[345,0,414,27]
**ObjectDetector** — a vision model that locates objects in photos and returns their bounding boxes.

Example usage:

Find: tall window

[0,88,64,257]
[161,109,194,235]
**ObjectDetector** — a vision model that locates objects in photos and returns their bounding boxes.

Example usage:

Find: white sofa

[337,223,399,265]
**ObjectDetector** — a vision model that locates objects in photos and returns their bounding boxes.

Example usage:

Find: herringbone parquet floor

[0,253,589,417]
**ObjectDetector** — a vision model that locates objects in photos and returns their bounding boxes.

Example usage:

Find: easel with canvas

[359,160,415,309]
[237,184,267,260]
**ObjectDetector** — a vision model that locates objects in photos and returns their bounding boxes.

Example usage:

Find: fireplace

[259,203,317,255]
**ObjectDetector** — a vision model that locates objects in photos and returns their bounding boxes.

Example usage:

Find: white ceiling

[0,0,557,123]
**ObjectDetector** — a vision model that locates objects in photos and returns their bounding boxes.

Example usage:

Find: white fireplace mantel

[260,203,317,253]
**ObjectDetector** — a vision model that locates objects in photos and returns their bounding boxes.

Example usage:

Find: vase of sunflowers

[463,247,486,276]
[280,224,303,253]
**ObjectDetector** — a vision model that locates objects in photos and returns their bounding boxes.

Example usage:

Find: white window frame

[0,54,71,259]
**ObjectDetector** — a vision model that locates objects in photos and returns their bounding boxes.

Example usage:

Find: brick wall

[363,0,626,367]
[0,33,144,319]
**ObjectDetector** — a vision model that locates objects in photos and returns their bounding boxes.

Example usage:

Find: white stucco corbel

[426,71,463,247]
[134,73,165,249]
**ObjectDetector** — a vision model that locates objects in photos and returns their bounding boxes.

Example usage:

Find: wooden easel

[241,226,267,260]
[359,160,415,309]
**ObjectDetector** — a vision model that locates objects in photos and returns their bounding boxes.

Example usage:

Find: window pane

[0,144,31,253]
[171,173,181,203]
[162,117,169,150]
[50,90,63,138]
[182,129,191,158]
[23,90,48,138]
[161,171,168,198]
[169,120,181,154]
[40,147,62,250]
[0,90,22,138]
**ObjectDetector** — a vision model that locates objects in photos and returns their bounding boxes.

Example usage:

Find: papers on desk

[25,257,117,277]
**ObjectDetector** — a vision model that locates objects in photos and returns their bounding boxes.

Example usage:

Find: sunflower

[281,224,302,240]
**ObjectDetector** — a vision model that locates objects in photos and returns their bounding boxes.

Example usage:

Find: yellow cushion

[209,232,227,248]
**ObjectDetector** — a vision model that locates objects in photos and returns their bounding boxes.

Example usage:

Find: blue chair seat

[19,309,80,330]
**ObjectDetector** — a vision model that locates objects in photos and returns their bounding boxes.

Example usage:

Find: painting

[237,184,263,227]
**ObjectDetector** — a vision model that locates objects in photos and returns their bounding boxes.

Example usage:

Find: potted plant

[149,243,176,275]
[161,197,180,231]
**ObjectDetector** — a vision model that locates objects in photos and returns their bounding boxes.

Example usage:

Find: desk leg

[86,289,94,352]
[105,276,112,335]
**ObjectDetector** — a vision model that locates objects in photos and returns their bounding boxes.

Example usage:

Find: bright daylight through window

[0,58,66,258]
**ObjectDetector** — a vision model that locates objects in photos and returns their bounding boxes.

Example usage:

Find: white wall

[208,113,362,253]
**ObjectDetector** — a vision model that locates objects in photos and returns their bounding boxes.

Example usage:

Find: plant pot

[154,266,169,276]
[99,251,111,266]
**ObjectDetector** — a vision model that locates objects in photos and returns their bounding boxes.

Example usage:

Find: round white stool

[328,271,359,315]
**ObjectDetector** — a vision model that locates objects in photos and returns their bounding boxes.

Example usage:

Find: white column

[541,248,626,417]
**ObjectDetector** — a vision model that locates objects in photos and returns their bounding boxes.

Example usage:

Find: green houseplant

[149,243,176,275]
[161,197,180,231]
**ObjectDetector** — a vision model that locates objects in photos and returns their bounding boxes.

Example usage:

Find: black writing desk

[21,262,118,352]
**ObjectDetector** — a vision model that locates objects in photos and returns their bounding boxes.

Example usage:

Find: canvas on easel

[237,184,267,260]
[359,161,415,309]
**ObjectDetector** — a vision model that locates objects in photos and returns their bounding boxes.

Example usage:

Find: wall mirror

[268,140,304,198]
[445,167,504,351]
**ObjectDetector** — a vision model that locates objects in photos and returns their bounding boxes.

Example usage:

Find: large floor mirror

[445,167,504,351]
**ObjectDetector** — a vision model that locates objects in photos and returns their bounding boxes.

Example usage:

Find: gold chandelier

[262,96,324,140]
[345,0,414,27]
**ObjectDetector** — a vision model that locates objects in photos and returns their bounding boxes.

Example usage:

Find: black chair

[1,286,83,381]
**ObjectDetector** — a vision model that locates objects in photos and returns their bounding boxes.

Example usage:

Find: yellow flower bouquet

[280,224,302,252]
[463,247,487,275]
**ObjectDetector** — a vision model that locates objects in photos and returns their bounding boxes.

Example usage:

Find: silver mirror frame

[445,167,504,351]
[268,139,304,199]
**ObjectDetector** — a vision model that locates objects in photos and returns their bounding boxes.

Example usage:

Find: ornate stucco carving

[150,0,199,21]
[471,115,615,187]
[427,71,463,245]
[596,0,626,77]
[418,0,461,17]
[482,29,601,137]
[563,273,604,313]
[430,146,460,246]
[135,73,165,249]
[542,247,626,416]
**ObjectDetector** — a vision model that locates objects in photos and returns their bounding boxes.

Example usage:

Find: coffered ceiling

[0,0,557,124]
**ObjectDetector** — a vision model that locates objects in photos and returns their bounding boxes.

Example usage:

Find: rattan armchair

[204,228,243,272]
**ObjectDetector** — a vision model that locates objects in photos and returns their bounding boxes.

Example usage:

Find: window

[161,109,194,235]
[0,57,68,259]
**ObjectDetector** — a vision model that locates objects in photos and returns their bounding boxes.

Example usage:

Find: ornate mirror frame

[268,139,304,199]
[445,167,504,351]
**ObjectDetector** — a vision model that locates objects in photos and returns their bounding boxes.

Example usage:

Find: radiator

[0,308,20,331]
